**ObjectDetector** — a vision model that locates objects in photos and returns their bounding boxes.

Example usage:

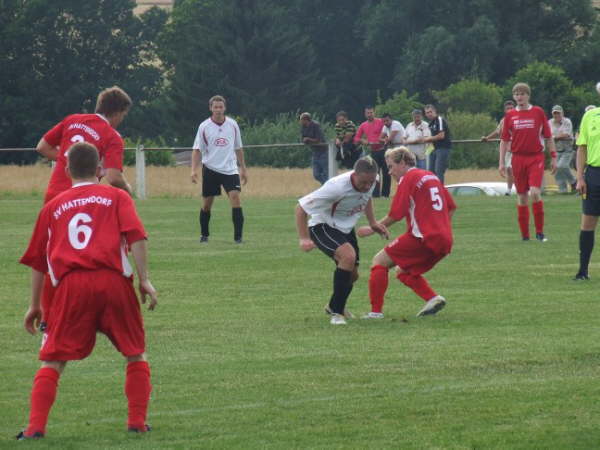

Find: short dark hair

[364,105,374,110]
[67,142,99,179]
[424,104,437,112]
[382,113,392,119]
[504,100,516,108]
[336,111,348,119]
[354,156,378,174]
[95,86,132,117]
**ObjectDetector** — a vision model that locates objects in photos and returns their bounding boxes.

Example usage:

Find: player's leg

[199,166,221,242]
[365,248,395,318]
[575,167,600,279]
[512,155,531,240]
[18,361,67,440]
[224,174,244,243]
[528,155,546,241]
[125,353,152,432]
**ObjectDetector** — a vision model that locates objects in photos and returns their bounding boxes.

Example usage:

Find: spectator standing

[549,105,576,193]
[191,95,248,243]
[334,111,360,169]
[300,112,328,184]
[499,83,557,242]
[380,113,405,148]
[354,106,387,197]
[482,100,516,195]
[17,142,157,440]
[403,109,431,169]
[423,105,452,184]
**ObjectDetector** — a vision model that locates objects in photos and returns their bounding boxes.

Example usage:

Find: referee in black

[574,105,600,280]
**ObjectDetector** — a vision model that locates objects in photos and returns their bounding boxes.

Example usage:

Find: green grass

[1,194,600,449]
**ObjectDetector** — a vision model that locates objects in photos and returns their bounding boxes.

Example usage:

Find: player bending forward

[359,147,456,319]
[296,156,389,325]
[17,142,157,440]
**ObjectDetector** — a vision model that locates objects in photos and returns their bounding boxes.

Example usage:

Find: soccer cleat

[417,295,446,317]
[535,233,548,242]
[234,239,243,244]
[128,424,152,433]
[522,236,530,241]
[39,321,47,332]
[16,430,44,440]
[199,236,209,243]
[573,272,590,281]
[324,305,354,319]
[330,313,347,325]
[361,312,384,319]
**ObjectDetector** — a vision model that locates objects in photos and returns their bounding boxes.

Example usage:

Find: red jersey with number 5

[20,183,146,286]
[389,168,456,254]
[43,114,125,200]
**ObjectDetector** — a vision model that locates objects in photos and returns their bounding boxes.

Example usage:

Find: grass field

[1,189,600,448]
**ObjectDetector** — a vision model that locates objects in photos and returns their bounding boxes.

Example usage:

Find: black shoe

[504,192,510,196]
[522,237,530,241]
[128,424,152,433]
[16,430,44,440]
[234,239,243,244]
[573,273,590,281]
[199,236,208,243]
[535,233,548,242]
[39,321,47,332]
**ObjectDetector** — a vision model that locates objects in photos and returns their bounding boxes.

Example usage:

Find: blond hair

[209,95,226,108]
[512,82,531,95]
[385,146,416,167]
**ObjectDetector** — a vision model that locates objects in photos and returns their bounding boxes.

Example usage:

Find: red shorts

[40,269,145,361]
[384,233,448,275]
[511,153,545,194]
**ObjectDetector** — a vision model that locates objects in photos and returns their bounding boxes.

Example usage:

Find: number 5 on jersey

[430,187,443,211]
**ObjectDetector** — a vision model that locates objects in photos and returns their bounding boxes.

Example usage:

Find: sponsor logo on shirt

[513,119,535,130]
[215,138,228,146]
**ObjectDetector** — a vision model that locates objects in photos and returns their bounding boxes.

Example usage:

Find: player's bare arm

[24,269,44,335]
[425,131,445,143]
[364,199,390,239]
[105,168,133,196]
[577,145,588,195]
[358,214,395,238]
[36,138,59,161]
[235,147,248,185]
[130,240,158,311]
[295,205,316,252]
[190,148,202,184]
[545,137,558,175]
[498,140,508,178]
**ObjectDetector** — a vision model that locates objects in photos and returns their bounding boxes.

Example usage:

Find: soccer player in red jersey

[36,86,133,330]
[17,142,157,440]
[359,147,456,318]
[500,82,557,241]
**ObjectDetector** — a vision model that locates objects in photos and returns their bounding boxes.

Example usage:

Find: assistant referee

[574,106,600,280]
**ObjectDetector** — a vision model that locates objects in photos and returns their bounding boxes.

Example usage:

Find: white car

[445,182,515,196]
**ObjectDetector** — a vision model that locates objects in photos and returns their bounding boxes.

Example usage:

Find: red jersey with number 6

[43,114,125,201]
[20,183,146,286]
[389,168,456,254]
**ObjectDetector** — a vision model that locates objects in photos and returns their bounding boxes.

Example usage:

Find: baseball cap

[411,109,422,116]
[551,105,563,113]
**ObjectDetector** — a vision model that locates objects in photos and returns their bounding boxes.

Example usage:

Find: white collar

[72,182,95,188]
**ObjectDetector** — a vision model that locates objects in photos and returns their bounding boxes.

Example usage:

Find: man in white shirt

[191,95,248,243]
[403,109,431,169]
[295,157,388,325]
[549,105,576,193]
[380,113,405,147]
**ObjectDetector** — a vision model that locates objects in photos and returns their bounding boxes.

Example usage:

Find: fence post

[328,141,337,180]
[135,144,146,200]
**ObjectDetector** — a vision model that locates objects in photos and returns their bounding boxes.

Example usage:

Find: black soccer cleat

[573,272,590,281]
[522,237,530,241]
[39,321,47,332]
[199,236,209,243]
[16,430,44,440]
[128,424,152,433]
[234,239,243,244]
[535,233,548,242]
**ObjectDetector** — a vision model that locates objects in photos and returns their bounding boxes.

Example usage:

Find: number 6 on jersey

[68,213,93,249]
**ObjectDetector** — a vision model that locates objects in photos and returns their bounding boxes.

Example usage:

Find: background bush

[123,137,174,166]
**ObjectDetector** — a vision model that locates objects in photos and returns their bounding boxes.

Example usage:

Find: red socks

[368,265,388,313]
[517,204,530,239]
[532,200,544,234]
[26,367,60,435]
[125,361,152,430]
[397,273,436,301]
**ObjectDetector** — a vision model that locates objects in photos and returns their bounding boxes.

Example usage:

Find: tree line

[2,0,600,166]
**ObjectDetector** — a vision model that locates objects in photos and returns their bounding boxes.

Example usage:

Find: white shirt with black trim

[193,116,243,175]
[298,171,375,234]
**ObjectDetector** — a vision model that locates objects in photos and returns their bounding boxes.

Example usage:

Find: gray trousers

[428,148,451,184]
[555,150,576,192]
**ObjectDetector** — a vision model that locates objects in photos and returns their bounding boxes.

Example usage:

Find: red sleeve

[388,177,411,221]
[43,119,66,147]
[103,133,124,171]
[117,191,147,245]
[20,207,51,273]
[540,109,552,139]
[500,113,511,141]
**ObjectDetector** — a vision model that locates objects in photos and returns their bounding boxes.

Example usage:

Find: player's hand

[240,168,248,185]
[190,171,199,184]
[357,226,375,238]
[577,179,587,197]
[499,163,506,178]
[299,238,316,252]
[550,158,558,175]
[370,222,390,239]
[139,279,158,311]
[24,306,42,335]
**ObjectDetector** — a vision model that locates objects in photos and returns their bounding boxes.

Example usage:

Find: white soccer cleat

[416,295,446,317]
[330,314,347,325]
[361,312,384,319]
[324,305,354,319]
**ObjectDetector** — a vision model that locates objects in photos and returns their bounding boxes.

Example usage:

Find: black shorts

[583,166,600,216]
[309,223,360,265]
[202,166,241,198]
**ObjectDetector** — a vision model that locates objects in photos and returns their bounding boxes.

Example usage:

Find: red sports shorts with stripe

[511,152,545,194]
[40,269,145,361]
[384,233,447,275]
